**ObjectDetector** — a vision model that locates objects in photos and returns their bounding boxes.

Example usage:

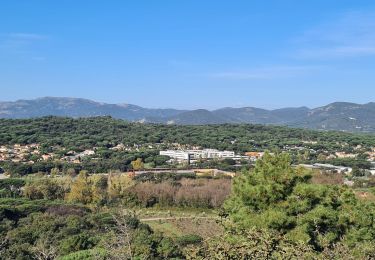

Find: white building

[160,150,190,161]
[189,149,235,159]
[300,163,353,174]
[160,149,236,162]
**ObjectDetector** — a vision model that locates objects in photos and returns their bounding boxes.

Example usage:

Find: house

[245,152,264,160]
[313,163,352,174]
[82,150,95,156]
[110,143,126,151]
[335,152,356,159]
[41,154,53,161]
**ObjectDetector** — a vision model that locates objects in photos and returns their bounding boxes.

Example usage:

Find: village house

[335,152,356,159]
[245,152,264,160]
[41,154,54,161]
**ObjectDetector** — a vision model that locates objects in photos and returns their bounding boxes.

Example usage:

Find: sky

[1,1,375,110]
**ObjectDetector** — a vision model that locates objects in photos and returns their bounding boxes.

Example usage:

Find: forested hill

[1,97,375,132]
[0,116,374,152]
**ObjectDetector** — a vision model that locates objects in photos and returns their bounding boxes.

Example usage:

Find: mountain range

[0,97,374,133]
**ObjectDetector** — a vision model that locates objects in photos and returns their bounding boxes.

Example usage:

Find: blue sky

[1,1,375,109]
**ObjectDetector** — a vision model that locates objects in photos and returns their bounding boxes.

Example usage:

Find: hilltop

[1,97,375,132]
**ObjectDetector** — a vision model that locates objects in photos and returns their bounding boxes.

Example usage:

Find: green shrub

[176,234,203,246]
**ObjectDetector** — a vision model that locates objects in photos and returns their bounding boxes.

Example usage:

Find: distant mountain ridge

[0,97,374,133]
[0,97,185,121]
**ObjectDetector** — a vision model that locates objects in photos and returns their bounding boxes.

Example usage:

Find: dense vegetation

[1,116,374,152]
[1,116,375,176]
[0,172,229,259]
[2,154,375,259]
[1,117,375,258]
[1,150,171,177]
[0,199,184,259]
[191,153,375,258]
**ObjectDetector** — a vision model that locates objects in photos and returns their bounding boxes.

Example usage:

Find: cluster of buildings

[109,143,156,151]
[1,141,375,176]
[367,149,375,161]
[0,144,40,163]
[0,143,97,165]
[61,149,96,163]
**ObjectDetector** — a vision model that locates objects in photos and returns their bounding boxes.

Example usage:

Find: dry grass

[130,178,232,208]
[355,190,375,202]
[147,218,223,239]
[310,171,344,185]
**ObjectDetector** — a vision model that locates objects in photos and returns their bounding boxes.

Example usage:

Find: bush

[176,234,203,246]
[58,248,107,260]
[0,178,25,197]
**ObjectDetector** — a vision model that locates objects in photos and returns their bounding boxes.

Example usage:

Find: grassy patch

[148,221,184,237]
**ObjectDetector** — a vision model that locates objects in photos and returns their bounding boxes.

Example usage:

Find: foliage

[1,116,375,174]
[187,228,375,259]
[129,178,231,208]
[0,117,373,153]
[176,234,203,246]
[23,178,69,200]
[0,201,182,259]
[58,248,107,260]
[0,178,25,198]
[131,158,144,170]
[222,152,375,256]
[65,171,93,204]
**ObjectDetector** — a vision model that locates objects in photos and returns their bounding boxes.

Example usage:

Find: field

[138,208,223,239]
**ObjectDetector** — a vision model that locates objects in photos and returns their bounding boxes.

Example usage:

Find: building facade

[160,149,235,162]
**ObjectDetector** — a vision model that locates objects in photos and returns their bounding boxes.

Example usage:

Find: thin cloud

[293,11,375,59]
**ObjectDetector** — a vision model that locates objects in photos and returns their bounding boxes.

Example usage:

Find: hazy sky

[1,1,375,109]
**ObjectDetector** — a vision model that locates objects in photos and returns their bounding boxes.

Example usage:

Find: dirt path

[140,216,217,222]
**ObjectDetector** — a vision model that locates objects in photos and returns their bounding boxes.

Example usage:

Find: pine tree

[223,152,375,251]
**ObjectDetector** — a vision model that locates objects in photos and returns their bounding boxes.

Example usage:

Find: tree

[131,158,144,171]
[23,178,67,200]
[352,166,365,177]
[223,152,375,255]
[91,175,108,204]
[107,173,134,202]
[31,236,58,260]
[66,168,77,177]
[66,171,93,204]
[102,210,137,260]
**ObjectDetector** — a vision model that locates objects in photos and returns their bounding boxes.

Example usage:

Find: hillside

[0,97,185,121]
[1,116,374,152]
[0,97,375,132]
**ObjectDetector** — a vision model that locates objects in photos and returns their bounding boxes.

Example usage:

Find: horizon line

[1,96,374,111]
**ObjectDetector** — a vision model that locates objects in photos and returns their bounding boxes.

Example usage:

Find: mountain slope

[0,97,185,121]
[212,107,278,124]
[291,102,375,132]
[165,109,228,125]
[0,97,374,132]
